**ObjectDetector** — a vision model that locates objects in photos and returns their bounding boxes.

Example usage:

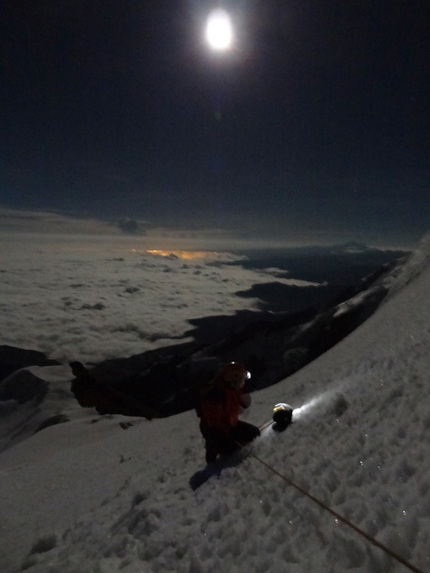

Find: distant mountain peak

[343,241,370,252]
[338,241,370,253]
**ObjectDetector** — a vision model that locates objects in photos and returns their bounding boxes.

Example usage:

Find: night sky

[2,0,429,247]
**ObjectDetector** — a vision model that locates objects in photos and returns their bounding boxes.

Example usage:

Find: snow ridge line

[244,448,424,573]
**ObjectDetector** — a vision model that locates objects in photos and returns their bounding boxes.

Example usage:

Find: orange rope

[247,448,424,573]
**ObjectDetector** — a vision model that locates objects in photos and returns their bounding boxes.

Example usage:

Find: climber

[196,362,260,464]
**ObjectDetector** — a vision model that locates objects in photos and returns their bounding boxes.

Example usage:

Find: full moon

[205,9,233,51]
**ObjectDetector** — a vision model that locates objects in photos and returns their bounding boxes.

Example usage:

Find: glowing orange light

[146,250,215,260]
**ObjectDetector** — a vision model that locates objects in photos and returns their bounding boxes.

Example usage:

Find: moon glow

[205,9,233,51]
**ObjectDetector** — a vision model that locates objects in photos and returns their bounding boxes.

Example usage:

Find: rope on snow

[245,447,424,573]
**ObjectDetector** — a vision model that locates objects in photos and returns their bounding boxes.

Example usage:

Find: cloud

[2,205,409,250]
[0,234,323,365]
[0,206,118,235]
[117,219,145,235]
[0,206,286,249]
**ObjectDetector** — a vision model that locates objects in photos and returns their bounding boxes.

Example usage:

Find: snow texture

[1,238,430,573]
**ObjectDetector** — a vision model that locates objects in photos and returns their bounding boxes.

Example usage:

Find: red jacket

[197,377,248,434]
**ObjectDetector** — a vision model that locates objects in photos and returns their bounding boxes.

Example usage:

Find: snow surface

[1,235,430,573]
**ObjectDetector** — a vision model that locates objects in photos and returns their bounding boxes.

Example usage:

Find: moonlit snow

[1,233,430,572]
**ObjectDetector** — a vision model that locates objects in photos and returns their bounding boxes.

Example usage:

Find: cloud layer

[0,234,321,364]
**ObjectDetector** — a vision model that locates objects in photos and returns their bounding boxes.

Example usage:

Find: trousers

[200,420,261,464]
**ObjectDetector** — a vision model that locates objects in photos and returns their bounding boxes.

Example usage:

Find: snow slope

[1,238,430,573]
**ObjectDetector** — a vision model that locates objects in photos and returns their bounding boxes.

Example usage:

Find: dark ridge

[235,282,343,313]
[0,345,59,384]
[0,370,49,404]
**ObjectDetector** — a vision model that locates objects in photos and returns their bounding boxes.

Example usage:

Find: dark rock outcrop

[0,370,49,404]
[0,345,59,384]
[70,361,161,419]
